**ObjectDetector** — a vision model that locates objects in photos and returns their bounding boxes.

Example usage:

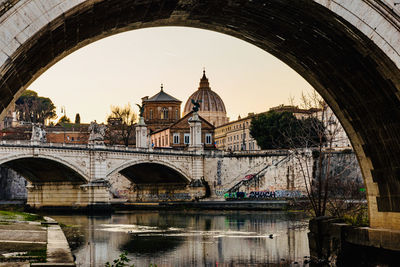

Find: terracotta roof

[150,111,215,135]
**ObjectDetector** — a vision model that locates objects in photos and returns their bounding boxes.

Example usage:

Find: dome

[183,70,229,127]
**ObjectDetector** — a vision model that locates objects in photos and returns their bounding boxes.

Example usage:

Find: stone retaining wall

[308,217,400,266]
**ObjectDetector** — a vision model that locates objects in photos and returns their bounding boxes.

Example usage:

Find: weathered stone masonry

[0,0,399,228]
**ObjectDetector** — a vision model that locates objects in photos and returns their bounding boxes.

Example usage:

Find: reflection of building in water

[53,212,309,267]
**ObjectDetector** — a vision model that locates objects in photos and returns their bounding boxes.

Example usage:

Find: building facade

[183,70,229,127]
[45,124,89,144]
[142,85,182,133]
[151,111,215,150]
[215,113,261,151]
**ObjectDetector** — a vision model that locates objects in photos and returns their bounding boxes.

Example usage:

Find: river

[52,210,310,267]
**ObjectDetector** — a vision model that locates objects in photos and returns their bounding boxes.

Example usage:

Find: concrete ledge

[31,263,76,267]
[39,217,75,267]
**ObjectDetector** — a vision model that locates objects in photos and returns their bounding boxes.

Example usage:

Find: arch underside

[0,0,399,226]
[119,163,188,184]
[2,158,86,183]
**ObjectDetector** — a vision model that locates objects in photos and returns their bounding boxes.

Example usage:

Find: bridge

[0,140,207,207]
[0,140,289,207]
[0,0,398,231]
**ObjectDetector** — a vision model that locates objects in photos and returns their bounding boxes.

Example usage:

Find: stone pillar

[26,181,110,210]
[187,112,205,195]
[188,112,202,151]
[136,117,148,149]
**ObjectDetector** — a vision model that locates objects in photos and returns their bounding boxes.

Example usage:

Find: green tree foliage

[106,104,137,146]
[105,251,135,267]
[250,111,325,149]
[75,113,81,124]
[57,115,71,124]
[15,90,56,124]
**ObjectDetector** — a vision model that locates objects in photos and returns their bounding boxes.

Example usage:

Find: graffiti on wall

[216,160,222,185]
[142,193,192,200]
[215,188,228,196]
[224,190,304,199]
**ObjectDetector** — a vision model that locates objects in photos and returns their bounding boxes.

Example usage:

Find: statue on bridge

[89,121,106,143]
[31,124,46,143]
[136,103,144,118]
[191,99,202,113]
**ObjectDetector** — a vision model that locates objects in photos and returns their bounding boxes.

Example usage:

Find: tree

[250,110,323,149]
[57,115,71,124]
[15,90,56,124]
[283,92,365,263]
[106,104,137,146]
[75,113,81,124]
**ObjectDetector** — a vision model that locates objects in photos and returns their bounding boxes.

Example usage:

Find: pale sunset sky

[30,27,314,123]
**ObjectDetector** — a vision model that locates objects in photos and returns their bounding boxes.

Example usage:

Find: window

[161,108,168,119]
[175,109,179,119]
[149,109,153,119]
[71,137,74,141]
[173,133,179,144]
[184,133,190,144]
[205,133,212,144]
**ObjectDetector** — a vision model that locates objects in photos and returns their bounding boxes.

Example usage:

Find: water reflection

[52,211,310,267]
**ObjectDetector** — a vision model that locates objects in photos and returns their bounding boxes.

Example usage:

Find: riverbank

[114,199,290,210]
[0,209,75,266]
[0,199,296,214]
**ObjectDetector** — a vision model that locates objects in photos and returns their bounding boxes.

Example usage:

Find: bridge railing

[0,140,350,157]
[0,140,204,156]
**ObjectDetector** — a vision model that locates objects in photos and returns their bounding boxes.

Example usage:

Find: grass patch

[26,249,46,257]
[28,248,47,263]
[0,210,44,222]
[342,211,369,227]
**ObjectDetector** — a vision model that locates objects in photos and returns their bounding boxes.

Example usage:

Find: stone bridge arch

[106,159,192,184]
[0,0,399,228]
[0,154,89,183]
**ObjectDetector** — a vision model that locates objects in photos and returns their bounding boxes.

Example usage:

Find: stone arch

[0,0,399,228]
[0,154,89,183]
[107,159,191,184]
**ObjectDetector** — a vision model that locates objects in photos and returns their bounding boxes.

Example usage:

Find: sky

[30,26,314,124]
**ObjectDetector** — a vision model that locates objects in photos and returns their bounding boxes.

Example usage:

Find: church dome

[183,70,229,126]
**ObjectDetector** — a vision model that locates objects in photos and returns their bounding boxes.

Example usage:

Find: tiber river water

[53,211,310,267]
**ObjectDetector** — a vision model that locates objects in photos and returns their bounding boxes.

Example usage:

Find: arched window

[161,108,168,119]
[149,109,153,119]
